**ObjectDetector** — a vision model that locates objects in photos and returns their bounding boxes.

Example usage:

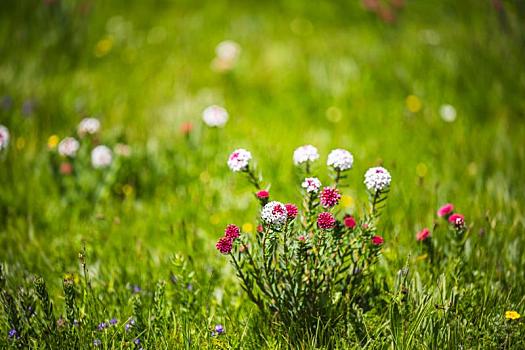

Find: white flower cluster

[202,105,229,128]
[78,118,100,137]
[58,137,80,157]
[440,104,456,123]
[227,148,252,172]
[293,145,319,165]
[327,149,353,171]
[261,201,288,229]
[211,40,241,72]
[0,125,10,150]
[302,177,322,193]
[364,167,391,191]
[91,145,113,169]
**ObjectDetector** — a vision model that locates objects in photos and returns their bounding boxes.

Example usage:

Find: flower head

[285,203,298,219]
[448,213,465,228]
[256,190,269,199]
[215,236,233,254]
[58,137,80,157]
[215,324,225,335]
[440,104,457,123]
[416,228,430,241]
[93,339,102,347]
[0,125,9,150]
[371,235,384,246]
[8,329,17,339]
[91,145,113,169]
[227,148,252,172]
[293,145,319,165]
[320,187,341,208]
[437,203,454,217]
[261,201,288,229]
[212,40,241,72]
[317,212,336,230]
[77,117,100,137]
[60,162,73,175]
[97,322,108,331]
[109,318,118,325]
[301,177,322,194]
[180,122,193,135]
[505,310,521,320]
[343,215,356,229]
[224,224,240,239]
[202,105,229,128]
[327,149,353,171]
[364,167,391,191]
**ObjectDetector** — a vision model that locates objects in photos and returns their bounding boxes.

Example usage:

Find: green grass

[1,0,525,348]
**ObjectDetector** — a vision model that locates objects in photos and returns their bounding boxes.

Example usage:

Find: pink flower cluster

[215,224,240,254]
[437,203,466,229]
[320,187,341,208]
[317,212,336,230]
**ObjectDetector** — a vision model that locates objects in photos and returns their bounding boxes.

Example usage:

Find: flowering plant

[216,146,392,339]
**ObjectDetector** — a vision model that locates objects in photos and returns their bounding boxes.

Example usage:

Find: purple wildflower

[132,285,141,293]
[93,339,101,347]
[8,329,17,339]
[215,324,224,335]
[109,318,118,325]
[134,338,141,345]
[186,283,193,291]
[97,322,108,331]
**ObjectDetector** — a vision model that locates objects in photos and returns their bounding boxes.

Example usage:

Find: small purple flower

[73,319,80,327]
[97,322,108,331]
[134,338,141,345]
[186,283,193,291]
[210,331,216,337]
[109,318,118,325]
[215,324,224,335]
[8,329,17,339]
[93,339,101,347]
[132,285,141,293]
[125,318,135,332]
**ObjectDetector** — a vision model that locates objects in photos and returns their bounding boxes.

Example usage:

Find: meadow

[1,0,525,348]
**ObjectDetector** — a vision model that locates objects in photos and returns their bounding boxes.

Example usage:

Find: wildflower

[257,224,263,233]
[216,236,233,254]
[125,318,135,332]
[327,149,353,171]
[364,167,391,191]
[47,135,59,149]
[440,104,457,122]
[134,338,141,345]
[437,203,454,217]
[293,145,319,165]
[256,190,269,199]
[371,235,384,246]
[448,213,465,228]
[343,215,356,229]
[91,145,113,169]
[97,322,108,331]
[285,203,298,219]
[8,329,17,339]
[180,121,193,135]
[317,212,336,230]
[216,40,241,63]
[320,187,341,208]
[58,137,80,157]
[132,285,141,294]
[224,224,240,239]
[297,235,306,242]
[77,117,100,136]
[202,105,228,127]
[0,125,9,150]
[215,324,225,335]
[505,311,521,320]
[93,339,101,347]
[109,318,118,325]
[416,228,430,241]
[227,148,252,172]
[59,162,73,175]
[261,201,288,229]
[302,177,322,193]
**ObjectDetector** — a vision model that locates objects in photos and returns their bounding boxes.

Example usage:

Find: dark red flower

[320,187,341,208]
[224,224,240,239]
[371,235,384,246]
[256,224,263,233]
[215,236,233,254]
[285,203,298,219]
[343,215,356,229]
[317,212,336,230]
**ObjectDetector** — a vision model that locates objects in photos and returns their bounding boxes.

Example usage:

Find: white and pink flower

[261,201,288,229]
[0,125,10,151]
[227,148,252,172]
[58,137,80,157]
[202,105,229,128]
[364,166,391,191]
[327,148,353,171]
[302,177,322,193]
[91,145,113,169]
[293,145,319,165]
[77,117,100,137]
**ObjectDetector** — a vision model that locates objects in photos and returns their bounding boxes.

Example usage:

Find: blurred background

[1,0,525,318]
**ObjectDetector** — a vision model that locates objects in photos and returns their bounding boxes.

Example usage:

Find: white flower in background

[227,148,252,172]
[440,104,456,122]
[261,201,288,229]
[216,40,241,62]
[78,117,101,136]
[58,137,80,157]
[364,167,392,191]
[302,177,322,193]
[327,149,353,171]
[0,125,10,150]
[202,105,229,127]
[293,145,319,165]
[91,145,113,169]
